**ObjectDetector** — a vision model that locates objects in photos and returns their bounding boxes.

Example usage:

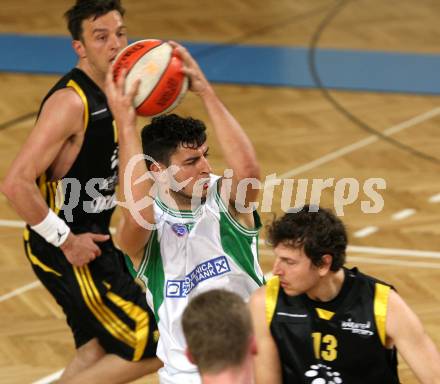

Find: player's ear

[250,335,258,355]
[185,348,196,364]
[72,40,86,59]
[149,162,161,173]
[318,254,333,276]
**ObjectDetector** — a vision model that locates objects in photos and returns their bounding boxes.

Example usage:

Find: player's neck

[76,61,106,91]
[201,358,254,384]
[166,189,206,212]
[307,268,345,302]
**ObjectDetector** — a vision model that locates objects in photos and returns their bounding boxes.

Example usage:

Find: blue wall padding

[1,34,440,95]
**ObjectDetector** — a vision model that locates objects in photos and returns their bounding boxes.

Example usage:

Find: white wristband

[31,209,71,247]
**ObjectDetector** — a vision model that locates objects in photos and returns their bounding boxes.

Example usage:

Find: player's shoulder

[249,284,266,309]
[39,86,84,118]
[35,87,86,137]
[46,87,85,111]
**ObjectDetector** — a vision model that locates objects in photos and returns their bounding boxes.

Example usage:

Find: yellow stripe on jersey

[38,172,48,202]
[53,181,64,215]
[315,308,335,320]
[374,283,391,347]
[113,120,118,143]
[47,181,55,211]
[67,79,89,131]
[106,291,149,361]
[75,266,136,347]
[265,276,280,326]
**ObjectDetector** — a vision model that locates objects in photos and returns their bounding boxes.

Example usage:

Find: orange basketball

[112,39,188,117]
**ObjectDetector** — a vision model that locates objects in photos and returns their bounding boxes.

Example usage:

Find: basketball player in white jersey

[105,42,264,383]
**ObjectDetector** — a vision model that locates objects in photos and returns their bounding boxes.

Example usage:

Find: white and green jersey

[133,177,264,384]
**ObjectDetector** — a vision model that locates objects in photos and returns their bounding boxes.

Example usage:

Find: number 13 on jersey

[312,332,338,361]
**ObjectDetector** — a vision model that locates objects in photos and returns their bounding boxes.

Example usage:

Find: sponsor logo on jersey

[340,318,374,336]
[304,363,343,383]
[171,223,188,237]
[166,256,231,298]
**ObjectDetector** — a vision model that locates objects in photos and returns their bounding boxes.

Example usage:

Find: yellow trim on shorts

[74,266,135,347]
[374,283,391,347]
[106,291,149,361]
[265,276,280,326]
[73,266,150,360]
[24,229,62,277]
[67,79,89,131]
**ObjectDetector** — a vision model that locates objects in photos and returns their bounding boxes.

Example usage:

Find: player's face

[168,143,212,201]
[272,243,321,297]
[79,10,127,75]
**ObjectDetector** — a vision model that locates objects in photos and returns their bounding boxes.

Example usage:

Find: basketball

[112,39,188,117]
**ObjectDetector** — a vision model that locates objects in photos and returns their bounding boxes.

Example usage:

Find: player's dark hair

[65,0,125,41]
[267,205,347,271]
[141,114,207,168]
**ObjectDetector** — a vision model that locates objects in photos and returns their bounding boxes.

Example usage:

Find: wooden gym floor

[1,0,440,382]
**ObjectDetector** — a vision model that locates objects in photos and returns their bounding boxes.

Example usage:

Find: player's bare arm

[386,289,440,384]
[249,286,282,384]
[1,88,109,267]
[105,68,155,265]
[171,41,260,229]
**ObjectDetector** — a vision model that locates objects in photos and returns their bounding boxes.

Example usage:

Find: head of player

[65,0,127,81]
[182,289,256,384]
[141,113,212,204]
[268,205,347,298]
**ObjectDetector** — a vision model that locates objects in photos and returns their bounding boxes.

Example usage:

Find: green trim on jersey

[139,230,165,322]
[155,197,203,219]
[124,254,137,278]
[214,187,261,236]
[215,188,263,287]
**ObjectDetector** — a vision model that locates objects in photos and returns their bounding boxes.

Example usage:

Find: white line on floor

[259,250,440,269]
[277,107,440,179]
[348,245,440,259]
[353,226,379,238]
[429,193,440,203]
[32,369,64,384]
[347,256,440,269]
[0,219,25,228]
[259,241,440,259]
[392,208,416,221]
[0,219,117,234]
[0,280,41,303]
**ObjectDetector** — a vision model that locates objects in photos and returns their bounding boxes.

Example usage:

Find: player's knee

[76,338,106,365]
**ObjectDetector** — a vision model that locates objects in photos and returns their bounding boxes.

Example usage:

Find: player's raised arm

[105,67,156,265]
[171,41,261,228]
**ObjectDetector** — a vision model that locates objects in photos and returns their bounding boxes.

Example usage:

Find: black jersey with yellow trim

[36,68,118,233]
[266,267,400,384]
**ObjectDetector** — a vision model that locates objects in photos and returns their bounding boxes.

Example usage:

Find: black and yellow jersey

[36,68,118,233]
[266,267,399,384]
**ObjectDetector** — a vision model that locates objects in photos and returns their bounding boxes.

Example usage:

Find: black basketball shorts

[23,227,158,361]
